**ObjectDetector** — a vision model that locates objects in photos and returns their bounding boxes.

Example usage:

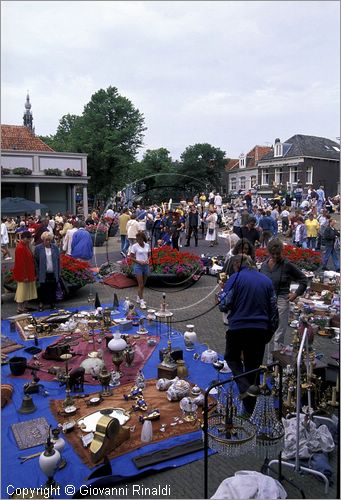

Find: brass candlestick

[98,366,112,397]
[112,351,124,375]
[60,353,74,408]
[88,318,98,357]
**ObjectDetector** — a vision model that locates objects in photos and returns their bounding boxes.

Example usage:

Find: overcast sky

[1,1,340,160]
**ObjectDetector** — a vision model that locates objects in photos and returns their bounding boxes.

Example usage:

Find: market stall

[1,302,231,499]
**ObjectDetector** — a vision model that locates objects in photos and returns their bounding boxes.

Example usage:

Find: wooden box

[157,363,178,379]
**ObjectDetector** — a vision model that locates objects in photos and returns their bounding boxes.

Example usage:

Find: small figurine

[123,385,143,400]
[136,370,146,389]
[132,397,148,411]
[139,409,160,423]
[126,303,138,321]
[161,341,176,368]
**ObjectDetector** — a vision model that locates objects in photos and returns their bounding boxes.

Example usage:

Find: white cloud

[1,0,339,158]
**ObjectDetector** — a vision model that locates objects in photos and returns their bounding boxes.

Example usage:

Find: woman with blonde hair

[34,231,60,311]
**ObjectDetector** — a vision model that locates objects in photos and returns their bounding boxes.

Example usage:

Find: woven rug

[1,335,24,354]
[49,379,207,467]
[11,417,49,450]
[12,335,160,386]
[102,273,137,289]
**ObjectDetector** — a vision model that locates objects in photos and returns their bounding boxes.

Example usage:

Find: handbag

[208,228,214,235]
[218,287,235,313]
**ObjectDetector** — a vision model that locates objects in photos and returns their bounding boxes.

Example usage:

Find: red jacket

[13,241,36,282]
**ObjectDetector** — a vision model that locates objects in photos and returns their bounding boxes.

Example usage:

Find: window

[324,145,331,150]
[275,167,283,184]
[250,175,257,187]
[274,143,283,157]
[240,177,246,189]
[333,146,340,152]
[306,166,313,184]
[261,169,269,185]
[239,155,246,168]
[289,166,299,184]
[230,177,237,191]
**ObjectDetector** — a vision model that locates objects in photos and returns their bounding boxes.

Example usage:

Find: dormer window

[239,154,246,168]
[274,138,283,158]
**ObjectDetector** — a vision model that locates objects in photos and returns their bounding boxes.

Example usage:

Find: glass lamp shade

[39,447,61,480]
[108,332,127,352]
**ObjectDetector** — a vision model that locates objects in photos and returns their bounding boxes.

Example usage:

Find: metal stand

[203,362,287,499]
[267,325,330,495]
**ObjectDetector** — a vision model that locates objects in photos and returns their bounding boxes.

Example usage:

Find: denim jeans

[307,237,317,250]
[322,245,340,271]
[120,235,129,253]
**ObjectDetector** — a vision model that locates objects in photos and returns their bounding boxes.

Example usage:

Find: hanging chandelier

[249,372,284,459]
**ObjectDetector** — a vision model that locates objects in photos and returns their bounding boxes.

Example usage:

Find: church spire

[23,91,34,133]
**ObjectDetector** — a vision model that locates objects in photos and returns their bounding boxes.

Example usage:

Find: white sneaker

[140,300,147,309]
[136,296,141,304]
[4,256,12,260]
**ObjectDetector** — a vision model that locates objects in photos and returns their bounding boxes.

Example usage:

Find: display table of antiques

[1,300,231,498]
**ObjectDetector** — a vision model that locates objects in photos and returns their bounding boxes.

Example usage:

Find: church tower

[23,92,34,133]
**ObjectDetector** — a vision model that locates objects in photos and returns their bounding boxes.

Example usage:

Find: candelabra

[155,293,174,338]
[248,371,284,459]
[202,363,283,499]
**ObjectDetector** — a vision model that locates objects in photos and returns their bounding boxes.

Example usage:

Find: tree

[132,148,180,203]
[178,143,228,196]
[40,114,82,152]
[39,86,146,199]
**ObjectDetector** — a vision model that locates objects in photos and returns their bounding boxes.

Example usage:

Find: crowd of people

[1,183,340,413]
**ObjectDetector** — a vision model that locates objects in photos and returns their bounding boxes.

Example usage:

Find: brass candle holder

[60,353,75,408]
[98,366,112,397]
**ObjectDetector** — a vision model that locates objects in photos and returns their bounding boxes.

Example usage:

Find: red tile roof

[1,125,54,152]
[225,158,239,171]
[246,145,272,167]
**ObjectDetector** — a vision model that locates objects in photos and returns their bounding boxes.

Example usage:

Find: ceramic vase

[183,324,197,351]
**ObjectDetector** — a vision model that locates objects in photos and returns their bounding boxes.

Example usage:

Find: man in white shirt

[316,186,325,213]
[105,205,115,219]
[1,218,11,260]
[280,208,290,234]
[62,221,78,255]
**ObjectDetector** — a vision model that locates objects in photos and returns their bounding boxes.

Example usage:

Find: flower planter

[89,233,106,247]
[62,281,82,298]
[146,273,194,284]
[3,282,17,293]
[127,272,199,285]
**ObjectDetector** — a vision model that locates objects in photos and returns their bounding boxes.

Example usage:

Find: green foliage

[12,167,32,175]
[40,114,81,152]
[65,168,82,177]
[44,168,62,176]
[133,148,180,203]
[39,87,146,198]
[178,143,228,195]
